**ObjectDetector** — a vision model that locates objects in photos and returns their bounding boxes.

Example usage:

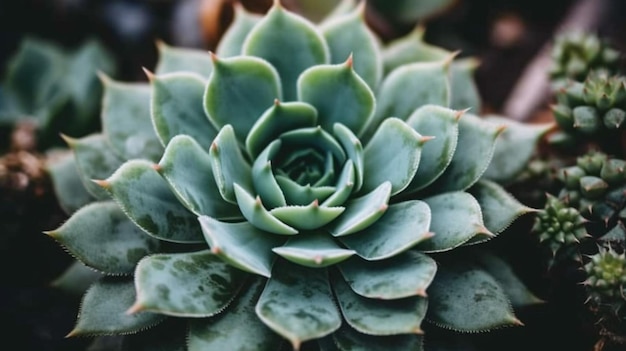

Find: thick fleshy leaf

[270,201,345,230]
[339,200,432,260]
[101,78,163,162]
[155,41,213,78]
[256,261,341,349]
[468,180,537,236]
[65,133,125,200]
[243,3,329,101]
[158,135,240,219]
[121,319,187,351]
[404,105,460,192]
[51,261,102,296]
[417,192,491,252]
[47,201,160,275]
[188,278,284,351]
[382,26,449,74]
[426,262,521,332]
[150,72,217,150]
[131,250,247,317]
[367,59,450,140]
[362,118,425,195]
[216,4,261,57]
[339,251,436,299]
[320,4,382,89]
[69,277,164,337]
[279,126,346,164]
[246,101,318,158]
[101,160,204,243]
[329,181,391,236]
[333,123,364,192]
[233,183,298,235]
[272,233,355,267]
[198,216,286,277]
[204,56,281,142]
[333,273,427,335]
[332,324,424,351]
[427,113,503,193]
[276,176,335,206]
[482,115,554,184]
[298,60,375,135]
[251,140,287,208]
[47,151,94,214]
[450,58,481,112]
[210,125,254,203]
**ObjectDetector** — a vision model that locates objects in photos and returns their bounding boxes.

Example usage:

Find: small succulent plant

[47,1,544,349]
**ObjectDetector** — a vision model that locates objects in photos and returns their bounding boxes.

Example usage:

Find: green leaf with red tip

[158,135,241,220]
[320,5,382,89]
[133,250,248,317]
[243,3,329,101]
[103,160,204,243]
[426,113,502,193]
[48,201,160,275]
[450,58,482,112]
[329,181,391,237]
[47,151,95,214]
[272,233,355,267]
[362,118,424,195]
[269,201,345,231]
[255,261,341,349]
[426,261,521,332]
[101,80,163,162]
[155,42,213,78]
[339,251,436,299]
[204,56,281,142]
[198,216,286,277]
[404,105,459,193]
[216,4,261,57]
[338,200,431,260]
[332,324,424,351]
[418,192,491,252]
[333,273,427,335]
[188,278,284,351]
[210,125,254,204]
[382,26,450,74]
[298,61,375,136]
[151,72,217,150]
[70,277,165,337]
[233,183,298,235]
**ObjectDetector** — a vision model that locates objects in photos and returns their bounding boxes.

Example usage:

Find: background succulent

[47,1,545,350]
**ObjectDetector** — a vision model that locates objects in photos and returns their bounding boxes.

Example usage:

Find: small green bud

[603,108,626,129]
[577,151,607,175]
[558,166,587,189]
[572,106,600,133]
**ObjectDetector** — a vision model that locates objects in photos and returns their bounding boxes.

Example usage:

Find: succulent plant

[47,1,545,349]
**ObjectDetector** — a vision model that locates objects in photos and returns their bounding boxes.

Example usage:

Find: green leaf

[404,105,459,193]
[468,180,537,236]
[382,26,450,74]
[450,58,481,113]
[243,2,329,101]
[251,141,287,208]
[155,41,213,78]
[47,201,160,275]
[270,201,345,231]
[69,277,164,337]
[65,133,125,200]
[204,56,281,144]
[246,101,318,158]
[233,183,299,235]
[298,60,375,135]
[210,125,254,203]
[321,4,382,89]
[47,151,95,214]
[339,200,432,260]
[198,216,286,277]
[158,135,241,220]
[150,72,217,150]
[417,192,491,252]
[426,262,521,332]
[51,261,102,296]
[101,79,163,162]
[132,250,248,317]
[481,116,554,184]
[216,3,261,57]
[329,182,391,236]
[275,176,335,206]
[333,123,364,192]
[322,160,356,207]
[102,160,204,243]
[256,261,341,349]
[426,113,502,193]
[272,233,355,267]
[332,324,424,351]
[339,251,436,299]
[362,118,425,195]
[188,278,284,351]
[333,273,427,335]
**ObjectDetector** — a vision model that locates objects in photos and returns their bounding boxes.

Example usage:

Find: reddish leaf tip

[126,301,144,315]
[345,53,354,69]
[92,179,111,189]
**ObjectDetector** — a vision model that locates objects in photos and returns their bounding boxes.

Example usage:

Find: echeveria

[48,2,544,350]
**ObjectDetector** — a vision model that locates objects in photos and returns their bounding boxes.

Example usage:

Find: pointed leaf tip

[91,179,110,189]
[209,51,219,62]
[419,135,436,145]
[142,67,155,82]
[65,329,79,338]
[126,301,144,315]
[455,108,471,120]
[345,53,354,68]
[59,133,76,146]
[444,50,462,67]
[96,70,111,85]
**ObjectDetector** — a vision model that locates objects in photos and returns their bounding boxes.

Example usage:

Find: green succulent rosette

[47,2,545,350]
